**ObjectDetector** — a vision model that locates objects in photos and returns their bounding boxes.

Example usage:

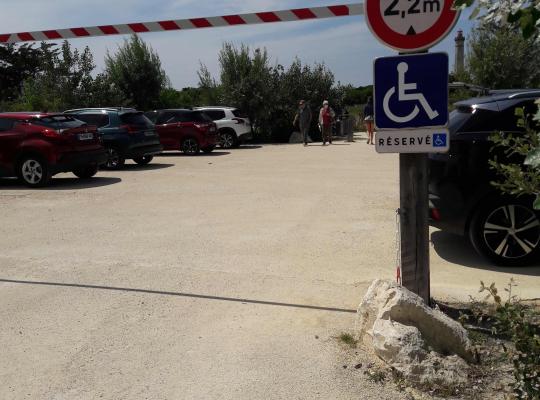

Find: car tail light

[232,118,245,124]
[42,129,61,138]
[120,124,138,134]
[194,123,210,130]
[430,208,441,222]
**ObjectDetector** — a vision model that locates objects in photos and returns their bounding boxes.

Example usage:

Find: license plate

[78,133,94,141]
[144,131,155,137]
[209,127,216,132]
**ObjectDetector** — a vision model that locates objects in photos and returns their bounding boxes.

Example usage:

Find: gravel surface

[1,138,538,399]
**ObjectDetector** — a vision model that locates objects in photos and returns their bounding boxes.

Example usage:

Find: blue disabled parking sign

[433,133,447,147]
[374,53,449,130]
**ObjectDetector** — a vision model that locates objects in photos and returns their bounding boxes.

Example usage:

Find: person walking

[319,100,335,146]
[364,96,375,145]
[294,100,312,146]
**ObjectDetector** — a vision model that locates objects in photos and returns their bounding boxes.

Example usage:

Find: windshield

[120,112,154,129]
[448,109,472,135]
[190,111,213,123]
[33,115,86,130]
[144,111,158,124]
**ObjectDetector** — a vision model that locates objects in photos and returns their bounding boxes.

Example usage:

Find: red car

[145,109,217,155]
[0,113,107,187]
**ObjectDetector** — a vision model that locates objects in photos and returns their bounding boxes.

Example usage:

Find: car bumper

[124,144,164,159]
[238,132,253,143]
[53,148,108,174]
[202,134,218,148]
[428,185,470,236]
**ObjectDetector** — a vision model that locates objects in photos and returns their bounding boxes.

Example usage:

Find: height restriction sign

[365,0,460,52]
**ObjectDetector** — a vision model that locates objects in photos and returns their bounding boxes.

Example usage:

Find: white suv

[195,107,252,148]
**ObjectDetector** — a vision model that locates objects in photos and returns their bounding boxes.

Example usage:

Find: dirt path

[1,139,538,399]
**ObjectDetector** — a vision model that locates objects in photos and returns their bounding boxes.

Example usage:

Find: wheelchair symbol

[383,62,440,124]
[433,133,447,147]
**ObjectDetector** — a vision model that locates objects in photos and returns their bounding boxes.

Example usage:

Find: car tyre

[103,148,125,170]
[18,156,51,188]
[181,138,200,155]
[469,197,540,266]
[133,156,154,165]
[73,164,99,179]
[202,146,215,154]
[219,130,238,149]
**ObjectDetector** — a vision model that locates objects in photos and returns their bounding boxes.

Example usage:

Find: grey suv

[64,108,163,169]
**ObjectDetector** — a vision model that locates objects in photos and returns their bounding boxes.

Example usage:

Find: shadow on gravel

[0,177,122,191]
[156,152,230,157]
[431,231,540,276]
[230,145,263,150]
[0,278,357,314]
[119,163,174,171]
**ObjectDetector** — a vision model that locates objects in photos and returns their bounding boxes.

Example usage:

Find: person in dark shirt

[294,100,312,146]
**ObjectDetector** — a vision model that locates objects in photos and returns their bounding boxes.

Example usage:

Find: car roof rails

[65,107,137,113]
[506,90,540,99]
[449,82,490,95]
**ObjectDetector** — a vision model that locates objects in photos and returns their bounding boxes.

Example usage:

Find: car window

[174,112,192,123]
[0,118,15,132]
[120,112,154,128]
[232,109,248,118]
[180,111,212,123]
[145,111,159,124]
[449,109,473,134]
[156,112,176,125]
[457,101,533,134]
[203,110,226,120]
[72,114,109,127]
[172,111,208,123]
[33,115,85,130]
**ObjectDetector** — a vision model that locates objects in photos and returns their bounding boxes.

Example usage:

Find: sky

[0,0,476,89]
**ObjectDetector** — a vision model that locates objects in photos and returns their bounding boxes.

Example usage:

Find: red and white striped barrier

[0,3,363,44]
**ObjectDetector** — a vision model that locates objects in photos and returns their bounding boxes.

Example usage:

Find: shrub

[480,280,540,399]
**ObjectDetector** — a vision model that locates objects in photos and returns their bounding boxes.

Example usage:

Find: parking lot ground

[1,139,539,399]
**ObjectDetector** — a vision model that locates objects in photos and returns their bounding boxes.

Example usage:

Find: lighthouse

[454,30,465,74]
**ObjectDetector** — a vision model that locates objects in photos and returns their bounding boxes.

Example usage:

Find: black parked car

[64,108,163,169]
[429,90,540,266]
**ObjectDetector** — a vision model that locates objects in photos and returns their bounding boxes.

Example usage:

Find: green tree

[198,43,346,142]
[17,41,98,111]
[0,42,55,103]
[490,105,540,209]
[219,44,274,133]
[158,87,205,108]
[105,35,168,110]
[456,0,540,210]
[197,63,221,105]
[466,23,540,89]
[454,0,540,40]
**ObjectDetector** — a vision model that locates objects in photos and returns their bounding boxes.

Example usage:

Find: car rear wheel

[133,156,154,165]
[469,198,540,266]
[18,157,51,188]
[73,164,99,179]
[181,138,200,155]
[103,148,125,170]
[219,130,238,149]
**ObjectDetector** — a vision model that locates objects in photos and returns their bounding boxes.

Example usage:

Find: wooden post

[399,153,430,303]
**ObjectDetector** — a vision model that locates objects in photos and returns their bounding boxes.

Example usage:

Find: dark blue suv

[64,108,163,169]
[429,90,540,266]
